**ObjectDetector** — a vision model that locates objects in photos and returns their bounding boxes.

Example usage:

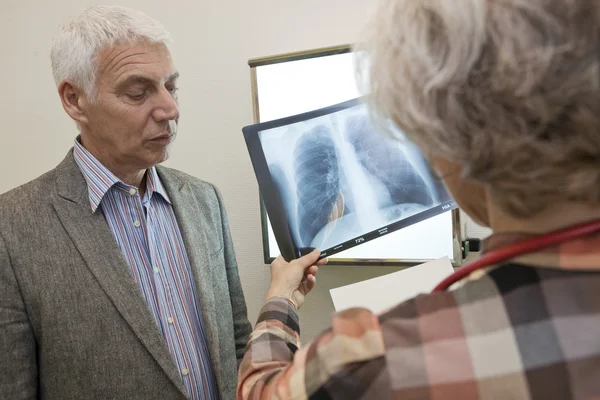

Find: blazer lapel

[51,152,188,398]
[157,167,223,393]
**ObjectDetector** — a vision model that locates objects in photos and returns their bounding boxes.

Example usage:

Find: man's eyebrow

[116,75,155,89]
[117,72,179,89]
[167,72,180,82]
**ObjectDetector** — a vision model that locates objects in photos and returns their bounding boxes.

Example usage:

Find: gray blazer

[0,151,252,399]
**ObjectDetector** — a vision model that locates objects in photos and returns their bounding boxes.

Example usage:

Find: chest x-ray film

[243,98,457,261]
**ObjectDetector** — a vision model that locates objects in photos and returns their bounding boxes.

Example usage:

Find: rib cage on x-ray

[260,104,450,252]
[345,115,433,208]
[293,125,344,248]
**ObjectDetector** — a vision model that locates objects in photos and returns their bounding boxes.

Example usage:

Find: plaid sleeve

[237,298,386,399]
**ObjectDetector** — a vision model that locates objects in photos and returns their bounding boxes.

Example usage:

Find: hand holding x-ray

[266,249,327,310]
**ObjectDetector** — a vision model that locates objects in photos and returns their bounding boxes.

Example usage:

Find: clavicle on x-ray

[255,100,453,256]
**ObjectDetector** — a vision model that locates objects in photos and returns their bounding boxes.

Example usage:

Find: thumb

[296,249,321,269]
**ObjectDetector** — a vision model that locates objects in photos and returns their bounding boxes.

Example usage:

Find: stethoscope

[432,219,600,292]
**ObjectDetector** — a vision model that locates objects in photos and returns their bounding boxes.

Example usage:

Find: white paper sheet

[329,257,454,314]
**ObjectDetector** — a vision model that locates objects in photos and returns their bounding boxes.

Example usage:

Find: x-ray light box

[248,45,462,266]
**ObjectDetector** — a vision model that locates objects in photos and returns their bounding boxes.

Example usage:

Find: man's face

[79,41,179,175]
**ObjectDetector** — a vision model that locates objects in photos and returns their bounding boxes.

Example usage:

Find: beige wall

[0,0,490,342]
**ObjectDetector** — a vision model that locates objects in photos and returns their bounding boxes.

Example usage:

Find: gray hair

[50,5,172,100]
[357,0,600,217]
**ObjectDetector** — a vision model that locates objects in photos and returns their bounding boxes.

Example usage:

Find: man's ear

[58,80,90,125]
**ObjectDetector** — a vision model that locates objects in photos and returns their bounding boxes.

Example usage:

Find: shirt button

[167,317,174,324]
[133,220,141,227]
[129,188,137,196]
[154,267,159,274]
[181,368,189,376]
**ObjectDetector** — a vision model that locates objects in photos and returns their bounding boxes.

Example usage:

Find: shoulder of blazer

[0,149,83,231]
[0,167,58,225]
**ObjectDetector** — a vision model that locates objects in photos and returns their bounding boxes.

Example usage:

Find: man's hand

[266,249,327,310]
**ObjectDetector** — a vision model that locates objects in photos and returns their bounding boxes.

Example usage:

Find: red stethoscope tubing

[433,219,600,292]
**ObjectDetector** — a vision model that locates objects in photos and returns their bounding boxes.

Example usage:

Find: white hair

[50,5,172,100]
[357,0,600,217]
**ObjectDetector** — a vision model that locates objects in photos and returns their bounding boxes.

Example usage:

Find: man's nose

[153,87,179,122]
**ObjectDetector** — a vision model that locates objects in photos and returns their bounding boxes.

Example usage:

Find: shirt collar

[481,230,600,271]
[73,137,171,212]
[146,164,171,205]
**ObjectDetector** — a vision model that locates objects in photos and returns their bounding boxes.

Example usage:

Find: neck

[103,163,148,198]
[78,135,147,197]
[487,201,600,235]
[107,166,148,199]
[117,169,144,187]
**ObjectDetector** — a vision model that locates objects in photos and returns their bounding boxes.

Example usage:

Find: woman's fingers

[299,274,316,295]
[306,265,318,276]
[293,249,323,271]
[307,275,316,294]
[268,251,324,309]
[306,274,316,292]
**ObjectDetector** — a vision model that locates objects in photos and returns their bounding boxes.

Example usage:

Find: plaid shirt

[238,232,600,399]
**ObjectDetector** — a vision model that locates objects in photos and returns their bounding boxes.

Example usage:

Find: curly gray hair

[357,0,600,217]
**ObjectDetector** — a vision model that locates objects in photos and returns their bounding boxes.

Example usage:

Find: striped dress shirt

[73,140,218,399]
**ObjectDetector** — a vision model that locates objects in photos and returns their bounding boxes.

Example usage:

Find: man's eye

[167,86,179,95]
[127,91,146,100]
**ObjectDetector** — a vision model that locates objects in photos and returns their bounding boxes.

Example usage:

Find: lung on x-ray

[243,98,456,262]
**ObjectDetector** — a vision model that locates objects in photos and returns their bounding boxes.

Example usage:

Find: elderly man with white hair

[0,5,251,399]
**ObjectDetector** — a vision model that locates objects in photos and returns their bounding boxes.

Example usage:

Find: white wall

[0,0,490,342]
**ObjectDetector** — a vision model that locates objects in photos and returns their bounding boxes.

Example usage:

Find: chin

[156,153,170,165]
[145,151,171,168]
